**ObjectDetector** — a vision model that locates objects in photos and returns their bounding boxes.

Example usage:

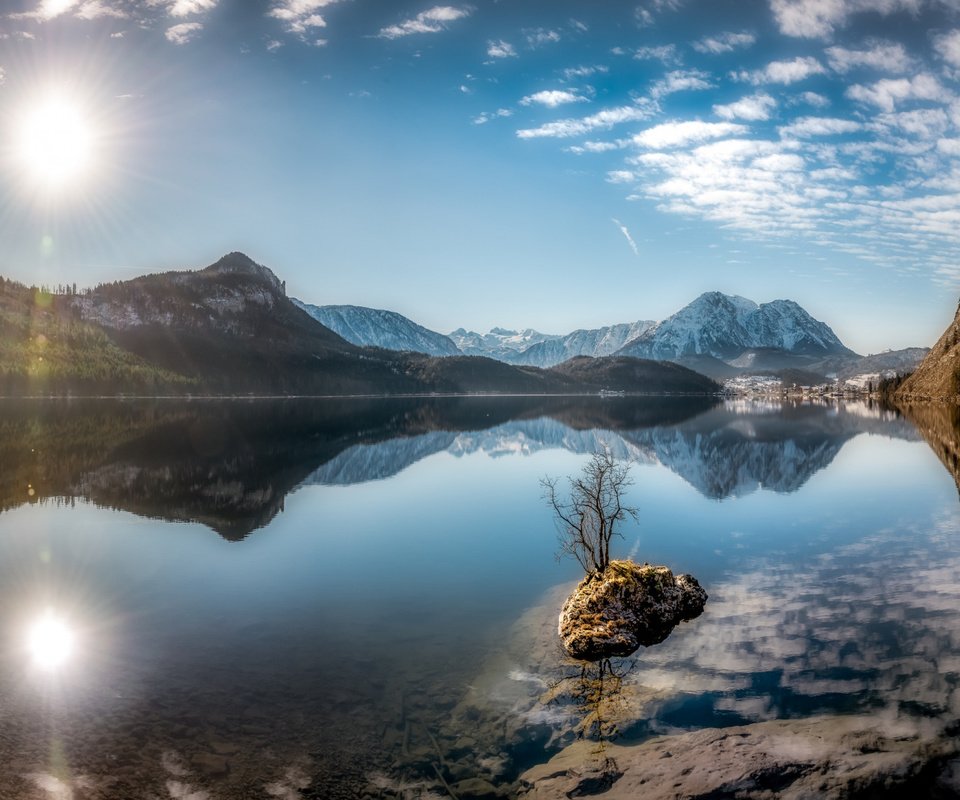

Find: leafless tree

[541,449,638,575]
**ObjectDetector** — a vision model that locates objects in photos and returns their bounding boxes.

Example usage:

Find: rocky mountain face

[448,327,560,360]
[511,321,656,367]
[895,303,960,400]
[292,301,460,357]
[618,292,852,361]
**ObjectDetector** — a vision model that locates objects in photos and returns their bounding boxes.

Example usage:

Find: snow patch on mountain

[512,321,657,367]
[619,292,851,360]
[292,301,460,356]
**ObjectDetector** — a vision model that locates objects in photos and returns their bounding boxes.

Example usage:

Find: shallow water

[0,396,957,798]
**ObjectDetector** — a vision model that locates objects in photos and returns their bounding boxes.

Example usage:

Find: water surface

[0,397,957,798]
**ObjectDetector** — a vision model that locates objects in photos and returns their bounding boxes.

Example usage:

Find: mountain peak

[202,252,285,294]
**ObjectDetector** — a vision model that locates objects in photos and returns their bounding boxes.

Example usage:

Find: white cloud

[735,56,827,85]
[651,69,714,99]
[780,116,864,136]
[516,102,658,139]
[520,90,588,108]
[633,120,747,149]
[934,30,960,69]
[525,28,561,47]
[692,31,756,54]
[714,93,776,121]
[73,0,127,18]
[612,218,640,256]
[169,0,217,15]
[486,39,516,58]
[846,74,948,112]
[165,21,202,43]
[269,0,340,35]
[753,153,806,171]
[826,40,913,73]
[377,6,471,39]
[770,0,923,39]
[797,91,831,108]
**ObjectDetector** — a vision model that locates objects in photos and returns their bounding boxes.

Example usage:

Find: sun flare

[28,612,75,671]
[15,95,95,192]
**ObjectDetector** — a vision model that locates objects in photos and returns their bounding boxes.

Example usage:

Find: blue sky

[1,0,960,353]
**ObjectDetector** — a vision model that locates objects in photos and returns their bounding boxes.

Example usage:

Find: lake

[0,396,958,799]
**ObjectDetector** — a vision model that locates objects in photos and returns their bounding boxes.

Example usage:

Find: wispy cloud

[633,45,681,65]
[524,28,561,48]
[734,56,826,85]
[377,6,471,39]
[612,218,639,256]
[933,29,960,69]
[165,21,202,44]
[473,108,512,125]
[650,69,714,99]
[692,31,755,54]
[13,0,127,20]
[520,90,589,108]
[635,0,684,27]
[561,65,608,81]
[825,40,913,73]
[486,39,516,58]
[516,102,658,139]
[779,116,864,137]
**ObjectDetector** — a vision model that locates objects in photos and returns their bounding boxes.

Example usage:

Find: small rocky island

[559,560,707,660]
[543,450,707,661]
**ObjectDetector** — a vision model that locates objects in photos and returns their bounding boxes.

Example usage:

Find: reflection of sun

[15,94,96,192]
[28,611,75,670]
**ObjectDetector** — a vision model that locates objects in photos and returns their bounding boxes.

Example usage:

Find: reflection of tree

[541,657,631,790]
[544,657,633,744]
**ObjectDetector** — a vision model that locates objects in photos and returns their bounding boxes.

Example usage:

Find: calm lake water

[0,396,958,798]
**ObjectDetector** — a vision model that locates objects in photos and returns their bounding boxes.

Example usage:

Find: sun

[27,611,75,671]
[15,94,96,192]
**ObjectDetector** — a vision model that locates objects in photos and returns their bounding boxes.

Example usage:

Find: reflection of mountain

[896,402,960,496]
[0,397,921,538]
[622,402,920,498]
[0,397,712,539]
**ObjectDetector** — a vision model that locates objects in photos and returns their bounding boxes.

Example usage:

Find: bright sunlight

[15,94,96,193]
[28,611,75,671]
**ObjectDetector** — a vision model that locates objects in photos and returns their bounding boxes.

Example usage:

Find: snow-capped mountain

[448,327,561,360]
[292,301,460,356]
[618,292,852,361]
[511,321,657,368]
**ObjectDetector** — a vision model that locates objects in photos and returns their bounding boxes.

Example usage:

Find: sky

[1,0,960,353]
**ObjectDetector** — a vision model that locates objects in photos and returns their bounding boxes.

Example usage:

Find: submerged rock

[558,560,706,660]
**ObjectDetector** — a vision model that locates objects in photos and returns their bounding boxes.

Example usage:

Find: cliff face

[896,303,960,401]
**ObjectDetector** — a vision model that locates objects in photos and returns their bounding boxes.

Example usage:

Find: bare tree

[541,449,638,575]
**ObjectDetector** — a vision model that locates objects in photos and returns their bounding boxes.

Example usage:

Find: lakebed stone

[558,560,707,660]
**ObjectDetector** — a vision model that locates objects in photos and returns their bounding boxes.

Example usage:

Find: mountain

[618,292,854,361]
[0,252,720,397]
[292,301,460,356]
[448,327,560,360]
[895,304,960,400]
[510,321,657,368]
[549,356,718,394]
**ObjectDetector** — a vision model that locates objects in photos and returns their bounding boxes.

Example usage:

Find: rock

[518,715,960,799]
[451,777,502,799]
[558,560,707,660]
